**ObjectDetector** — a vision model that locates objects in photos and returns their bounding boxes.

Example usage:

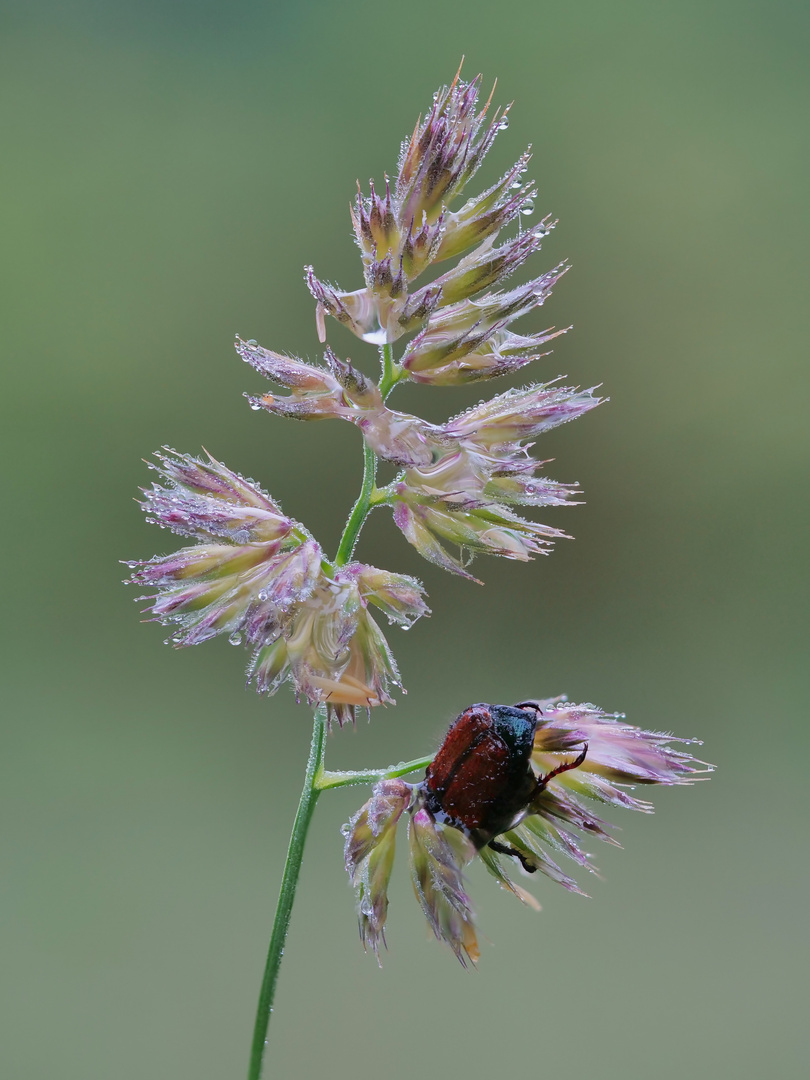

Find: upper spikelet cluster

[306,69,556,363]
[126,450,428,726]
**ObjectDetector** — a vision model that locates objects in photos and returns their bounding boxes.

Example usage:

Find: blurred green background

[2,1,808,1077]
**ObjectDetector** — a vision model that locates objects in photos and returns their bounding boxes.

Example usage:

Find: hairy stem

[317,754,434,791]
[334,343,401,567]
[378,341,402,399]
[249,345,403,1075]
[247,708,327,1080]
[334,438,377,567]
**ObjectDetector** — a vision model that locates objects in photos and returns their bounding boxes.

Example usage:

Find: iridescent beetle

[421,701,588,870]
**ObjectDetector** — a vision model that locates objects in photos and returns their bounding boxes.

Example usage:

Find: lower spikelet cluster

[125,450,428,725]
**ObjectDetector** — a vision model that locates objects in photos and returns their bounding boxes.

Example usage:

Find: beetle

[422,701,587,872]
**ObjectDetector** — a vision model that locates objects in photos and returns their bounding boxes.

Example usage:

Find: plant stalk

[335,343,397,567]
[334,439,377,567]
[378,341,401,399]
[317,755,434,791]
[247,708,327,1080]
[249,343,402,1076]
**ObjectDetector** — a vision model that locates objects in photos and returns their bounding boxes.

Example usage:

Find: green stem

[247,708,327,1080]
[378,341,401,399]
[334,343,403,568]
[249,345,405,1075]
[334,438,377,567]
[317,754,434,791]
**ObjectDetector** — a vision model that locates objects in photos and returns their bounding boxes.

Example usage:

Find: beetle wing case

[424,704,538,844]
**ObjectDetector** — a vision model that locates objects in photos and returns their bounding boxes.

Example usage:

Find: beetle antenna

[514,700,543,717]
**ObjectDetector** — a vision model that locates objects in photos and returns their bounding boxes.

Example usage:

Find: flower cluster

[344,699,711,963]
[128,68,601,718]
[245,70,601,578]
[126,450,428,725]
[237,334,602,577]
[306,75,547,350]
[392,381,601,577]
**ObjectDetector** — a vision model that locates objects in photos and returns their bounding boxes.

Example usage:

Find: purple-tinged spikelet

[126,451,320,648]
[343,779,412,959]
[125,451,429,725]
[306,70,555,350]
[396,67,507,226]
[408,807,479,966]
[388,383,603,574]
[401,267,569,385]
[248,563,429,727]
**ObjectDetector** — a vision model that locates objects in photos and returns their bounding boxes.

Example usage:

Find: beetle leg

[534,743,588,796]
[488,839,538,874]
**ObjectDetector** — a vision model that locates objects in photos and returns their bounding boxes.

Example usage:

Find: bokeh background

[2,2,808,1077]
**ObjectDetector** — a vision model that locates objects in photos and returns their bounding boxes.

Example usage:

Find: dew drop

[520,199,535,216]
[246,339,258,347]
[229,631,243,646]
[497,116,510,131]
[249,401,262,411]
